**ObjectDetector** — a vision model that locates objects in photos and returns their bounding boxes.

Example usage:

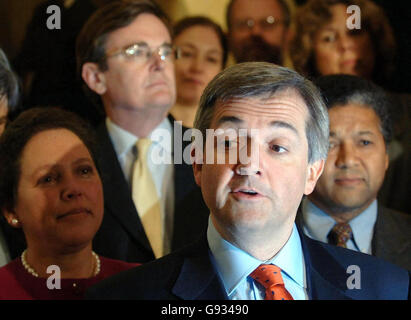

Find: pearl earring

[11,218,19,225]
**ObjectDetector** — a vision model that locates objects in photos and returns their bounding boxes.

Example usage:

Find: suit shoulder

[306,234,406,271]
[86,250,186,300]
[379,207,411,224]
[304,236,409,299]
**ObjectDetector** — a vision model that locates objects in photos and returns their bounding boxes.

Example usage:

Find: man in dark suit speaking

[76,1,202,263]
[86,63,409,300]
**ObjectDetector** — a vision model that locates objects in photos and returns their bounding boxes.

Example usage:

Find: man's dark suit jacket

[296,201,411,271]
[92,120,209,263]
[372,206,411,270]
[86,229,410,300]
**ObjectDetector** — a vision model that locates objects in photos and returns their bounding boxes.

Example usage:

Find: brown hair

[0,107,99,213]
[173,16,228,68]
[290,0,396,86]
[76,0,172,106]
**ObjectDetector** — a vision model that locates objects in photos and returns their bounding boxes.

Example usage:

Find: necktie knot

[250,264,283,288]
[250,264,293,300]
[136,138,152,159]
[328,222,353,248]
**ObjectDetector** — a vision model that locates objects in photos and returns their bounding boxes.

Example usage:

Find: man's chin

[330,196,374,214]
[147,95,175,112]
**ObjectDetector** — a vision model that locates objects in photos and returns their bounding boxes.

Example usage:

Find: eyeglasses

[105,42,180,63]
[232,16,285,32]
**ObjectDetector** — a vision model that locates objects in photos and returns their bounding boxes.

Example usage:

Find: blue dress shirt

[207,217,307,300]
[301,198,378,254]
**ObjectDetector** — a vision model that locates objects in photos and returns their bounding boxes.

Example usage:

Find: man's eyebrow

[216,116,243,126]
[358,131,375,136]
[269,120,299,135]
[216,117,299,135]
[330,130,376,137]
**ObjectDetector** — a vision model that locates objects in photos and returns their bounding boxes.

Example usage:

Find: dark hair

[173,16,228,68]
[314,74,393,147]
[76,0,172,106]
[194,62,329,163]
[0,48,21,116]
[226,0,291,30]
[0,107,99,213]
[290,0,396,86]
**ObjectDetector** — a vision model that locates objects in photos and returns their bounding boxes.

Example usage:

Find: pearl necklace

[21,250,101,278]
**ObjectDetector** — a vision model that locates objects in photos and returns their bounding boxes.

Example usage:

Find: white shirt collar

[106,117,173,157]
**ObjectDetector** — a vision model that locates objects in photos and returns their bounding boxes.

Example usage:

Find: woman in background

[169,16,228,128]
[290,0,395,87]
[0,107,138,299]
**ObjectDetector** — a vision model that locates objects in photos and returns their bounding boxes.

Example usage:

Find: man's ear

[81,62,107,95]
[191,145,203,187]
[3,208,21,229]
[304,159,325,195]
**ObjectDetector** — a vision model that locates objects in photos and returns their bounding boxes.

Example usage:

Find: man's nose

[235,139,260,176]
[249,22,263,36]
[335,142,359,169]
[149,50,166,70]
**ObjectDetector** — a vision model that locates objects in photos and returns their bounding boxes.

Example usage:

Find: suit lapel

[96,123,153,254]
[299,229,353,300]
[172,238,228,300]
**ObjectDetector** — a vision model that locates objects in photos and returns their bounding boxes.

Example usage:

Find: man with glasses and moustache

[226,0,291,65]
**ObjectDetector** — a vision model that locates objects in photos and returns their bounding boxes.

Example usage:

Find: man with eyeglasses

[76,1,204,263]
[226,0,291,65]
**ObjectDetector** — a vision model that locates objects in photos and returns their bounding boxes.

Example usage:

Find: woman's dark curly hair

[290,0,396,86]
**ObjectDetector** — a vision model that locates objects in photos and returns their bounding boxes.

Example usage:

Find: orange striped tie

[250,264,294,300]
